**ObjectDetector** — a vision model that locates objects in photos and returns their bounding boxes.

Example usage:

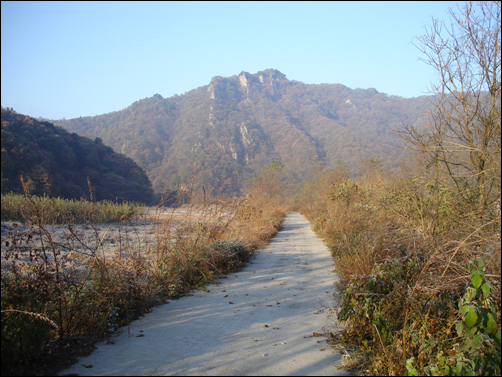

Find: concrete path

[60,212,348,376]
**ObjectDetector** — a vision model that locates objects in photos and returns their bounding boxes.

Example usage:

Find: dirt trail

[60,212,348,376]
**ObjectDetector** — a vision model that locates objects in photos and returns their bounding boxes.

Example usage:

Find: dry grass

[295,164,501,376]
[1,174,287,376]
[1,192,143,224]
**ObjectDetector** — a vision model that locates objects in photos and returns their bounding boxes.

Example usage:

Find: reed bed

[1,192,143,224]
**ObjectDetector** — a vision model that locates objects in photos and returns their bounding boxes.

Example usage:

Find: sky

[2,1,464,120]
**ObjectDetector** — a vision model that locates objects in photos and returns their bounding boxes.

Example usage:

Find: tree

[399,1,501,218]
[248,160,285,205]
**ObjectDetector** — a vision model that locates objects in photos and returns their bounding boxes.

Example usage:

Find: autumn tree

[399,1,501,218]
[248,160,285,205]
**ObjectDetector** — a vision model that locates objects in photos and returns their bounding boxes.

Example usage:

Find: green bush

[406,259,501,376]
[335,255,500,376]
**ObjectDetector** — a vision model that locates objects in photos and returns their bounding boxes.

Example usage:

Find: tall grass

[1,175,287,376]
[295,163,501,375]
[1,192,143,224]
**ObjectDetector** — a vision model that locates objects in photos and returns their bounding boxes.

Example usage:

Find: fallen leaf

[266,305,273,307]
[263,325,269,328]
[136,334,144,337]
[229,302,234,304]
[224,295,228,297]
[82,364,93,368]
[273,327,280,330]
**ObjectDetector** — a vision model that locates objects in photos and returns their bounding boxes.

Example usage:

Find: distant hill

[53,69,433,195]
[1,107,154,204]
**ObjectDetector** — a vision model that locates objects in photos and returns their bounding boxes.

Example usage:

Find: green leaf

[459,302,468,316]
[480,282,491,297]
[469,258,484,272]
[406,357,419,376]
[472,333,482,349]
[438,355,446,366]
[463,341,473,352]
[493,329,501,347]
[441,365,451,375]
[466,287,477,302]
[455,361,463,375]
[471,270,482,289]
[456,321,465,336]
[464,306,478,329]
[485,313,497,334]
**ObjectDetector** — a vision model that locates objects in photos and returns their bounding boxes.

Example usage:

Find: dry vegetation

[1,3,499,376]
[292,3,501,375]
[293,160,500,375]
[1,169,287,376]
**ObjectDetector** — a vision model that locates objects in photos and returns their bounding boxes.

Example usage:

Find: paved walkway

[60,212,348,376]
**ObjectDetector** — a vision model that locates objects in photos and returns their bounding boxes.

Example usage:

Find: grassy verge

[294,165,500,376]
[1,176,286,376]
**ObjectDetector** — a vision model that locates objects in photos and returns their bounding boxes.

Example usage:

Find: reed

[1,192,143,224]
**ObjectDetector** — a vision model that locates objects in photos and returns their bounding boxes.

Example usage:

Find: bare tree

[399,1,501,218]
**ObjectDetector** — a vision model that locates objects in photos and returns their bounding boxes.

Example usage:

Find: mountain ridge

[1,107,154,203]
[51,69,433,195]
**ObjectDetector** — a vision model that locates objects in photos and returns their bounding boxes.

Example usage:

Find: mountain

[1,107,154,204]
[52,69,433,195]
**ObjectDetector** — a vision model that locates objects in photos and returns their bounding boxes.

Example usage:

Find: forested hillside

[1,107,154,203]
[53,69,433,195]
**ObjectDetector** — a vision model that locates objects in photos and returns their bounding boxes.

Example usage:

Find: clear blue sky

[2,1,463,120]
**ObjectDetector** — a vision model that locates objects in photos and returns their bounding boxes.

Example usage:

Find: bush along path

[59,212,349,376]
